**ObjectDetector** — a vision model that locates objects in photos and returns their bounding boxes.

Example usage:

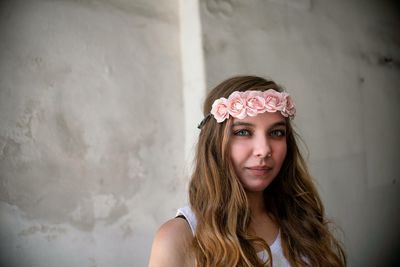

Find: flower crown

[198,89,295,128]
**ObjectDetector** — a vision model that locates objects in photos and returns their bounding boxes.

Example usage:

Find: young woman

[148,76,346,267]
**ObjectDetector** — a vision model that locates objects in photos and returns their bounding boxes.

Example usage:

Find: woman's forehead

[232,112,286,126]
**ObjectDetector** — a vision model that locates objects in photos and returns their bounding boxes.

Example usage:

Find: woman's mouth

[246,166,272,176]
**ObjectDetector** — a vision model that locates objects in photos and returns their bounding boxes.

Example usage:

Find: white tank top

[176,206,291,267]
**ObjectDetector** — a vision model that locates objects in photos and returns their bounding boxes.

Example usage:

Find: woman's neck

[246,190,279,246]
[246,190,266,217]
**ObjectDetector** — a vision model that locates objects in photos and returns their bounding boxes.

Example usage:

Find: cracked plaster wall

[0,0,184,266]
[200,0,400,266]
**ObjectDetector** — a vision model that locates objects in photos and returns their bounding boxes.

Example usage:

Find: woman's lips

[246,166,272,176]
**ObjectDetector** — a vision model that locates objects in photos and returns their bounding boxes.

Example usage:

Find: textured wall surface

[200,0,400,266]
[0,0,185,266]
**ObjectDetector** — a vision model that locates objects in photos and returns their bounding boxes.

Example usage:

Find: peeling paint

[55,113,88,159]
[92,194,117,219]
[69,198,95,232]
[15,101,36,140]
[120,220,133,239]
[0,137,21,160]
[104,201,129,225]
[18,224,67,241]
[360,51,400,69]
[204,0,234,17]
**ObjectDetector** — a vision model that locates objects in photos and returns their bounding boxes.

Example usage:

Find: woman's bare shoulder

[148,217,194,267]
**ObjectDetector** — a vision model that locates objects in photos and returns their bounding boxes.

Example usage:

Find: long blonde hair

[189,76,346,266]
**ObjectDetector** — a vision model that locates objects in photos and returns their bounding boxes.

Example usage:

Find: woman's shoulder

[154,217,193,243]
[148,217,194,267]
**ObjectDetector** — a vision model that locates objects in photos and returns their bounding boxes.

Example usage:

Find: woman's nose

[253,134,271,158]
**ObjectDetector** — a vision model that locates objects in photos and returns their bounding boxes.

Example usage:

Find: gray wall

[0,0,399,266]
[0,0,186,266]
[200,0,400,266]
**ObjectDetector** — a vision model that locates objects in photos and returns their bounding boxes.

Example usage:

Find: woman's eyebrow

[232,122,254,127]
[232,120,287,128]
[271,121,287,128]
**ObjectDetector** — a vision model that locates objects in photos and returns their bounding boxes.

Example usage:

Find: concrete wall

[0,0,399,266]
[200,0,400,266]
[0,0,185,266]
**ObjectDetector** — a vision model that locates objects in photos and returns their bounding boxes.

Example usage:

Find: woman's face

[229,111,287,192]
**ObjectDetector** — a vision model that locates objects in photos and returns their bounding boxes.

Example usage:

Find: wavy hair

[188,76,346,266]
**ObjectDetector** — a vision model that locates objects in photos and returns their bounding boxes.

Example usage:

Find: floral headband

[198,89,296,129]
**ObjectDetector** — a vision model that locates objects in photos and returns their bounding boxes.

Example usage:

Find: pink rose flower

[211,97,229,122]
[245,91,267,116]
[263,89,285,112]
[282,93,296,117]
[227,92,247,119]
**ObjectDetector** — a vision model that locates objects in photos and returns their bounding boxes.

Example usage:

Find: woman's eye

[270,129,286,137]
[234,129,251,136]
